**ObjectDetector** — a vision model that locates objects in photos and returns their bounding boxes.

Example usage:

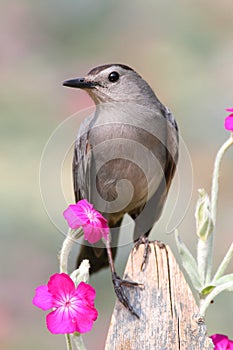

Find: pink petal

[64,199,110,241]
[46,282,98,334]
[63,205,86,229]
[76,282,96,306]
[101,227,110,240]
[75,200,95,220]
[226,108,233,113]
[93,211,108,224]
[48,273,75,301]
[46,308,76,334]
[75,306,98,333]
[210,334,230,349]
[97,215,109,228]
[78,199,94,211]
[70,201,92,220]
[32,285,53,311]
[73,283,98,333]
[63,200,97,229]
[83,224,103,244]
[224,115,233,131]
[84,212,109,243]
[228,341,233,350]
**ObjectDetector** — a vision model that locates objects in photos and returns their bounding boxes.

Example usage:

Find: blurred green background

[1,1,233,349]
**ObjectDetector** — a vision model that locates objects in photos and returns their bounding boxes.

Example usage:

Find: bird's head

[63,64,157,105]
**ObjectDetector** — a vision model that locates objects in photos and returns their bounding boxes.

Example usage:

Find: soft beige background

[1,1,233,349]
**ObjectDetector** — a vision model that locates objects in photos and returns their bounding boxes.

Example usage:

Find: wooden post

[105,241,213,350]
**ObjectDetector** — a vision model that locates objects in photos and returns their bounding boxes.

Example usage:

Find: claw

[134,235,151,271]
[112,272,141,319]
[105,237,142,318]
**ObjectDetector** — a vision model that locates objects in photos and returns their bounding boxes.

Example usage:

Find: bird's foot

[112,272,142,319]
[134,235,151,271]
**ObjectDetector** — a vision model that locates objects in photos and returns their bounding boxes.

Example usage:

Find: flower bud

[195,189,213,241]
[70,259,90,286]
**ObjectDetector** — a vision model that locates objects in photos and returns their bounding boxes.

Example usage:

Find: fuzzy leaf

[72,333,86,350]
[213,274,233,291]
[199,281,233,316]
[195,189,213,241]
[212,243,233,282]
[175,230,202,291]
[70,259,90,286]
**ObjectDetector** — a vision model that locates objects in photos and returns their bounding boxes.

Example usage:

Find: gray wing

[133,106,179,240]
[73,114,95,203]
[73,114,110,267]
[73,114,120,262]
[162,106,179,183]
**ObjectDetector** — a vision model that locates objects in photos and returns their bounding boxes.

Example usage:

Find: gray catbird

[63,64,179,317]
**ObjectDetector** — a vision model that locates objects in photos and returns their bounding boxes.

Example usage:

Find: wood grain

[105,241,213,350]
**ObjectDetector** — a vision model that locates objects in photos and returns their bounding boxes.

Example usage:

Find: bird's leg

[134,234,152,271]
[105,237,142,319]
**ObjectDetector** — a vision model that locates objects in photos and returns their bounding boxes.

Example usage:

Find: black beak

[62,78,98,89]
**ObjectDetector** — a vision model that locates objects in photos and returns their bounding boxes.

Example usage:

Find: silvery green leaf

[72,333,86,350]
[212,243,233,282]
[195,189,213,241]
[199,281,233,316]
[175,230,202,291]
[212,274,233,291]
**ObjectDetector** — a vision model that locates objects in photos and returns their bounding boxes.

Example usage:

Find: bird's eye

[108,71,120,83]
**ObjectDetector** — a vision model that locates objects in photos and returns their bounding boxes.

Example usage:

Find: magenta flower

[210,334,233,350]
[63,199,109,244]
[225,108,233,131]
[33,273,98,334]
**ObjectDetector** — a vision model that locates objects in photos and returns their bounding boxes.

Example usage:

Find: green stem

[72,333,87,350]
[59,228,83,273]
[210,134,233,226]
[60,228,73,273]
[205,134,233,283]
[197,239,209,286]
[59,227,86,350]
[65,334,73,350]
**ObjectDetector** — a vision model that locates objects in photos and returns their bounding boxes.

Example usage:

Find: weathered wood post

[105,241,213,350]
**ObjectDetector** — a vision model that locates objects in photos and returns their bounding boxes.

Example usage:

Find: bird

[63,63,179,317]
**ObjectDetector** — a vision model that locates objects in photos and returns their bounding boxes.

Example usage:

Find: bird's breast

[84,105,170,219]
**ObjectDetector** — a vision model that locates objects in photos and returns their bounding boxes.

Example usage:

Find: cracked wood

[105,241,212,350]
